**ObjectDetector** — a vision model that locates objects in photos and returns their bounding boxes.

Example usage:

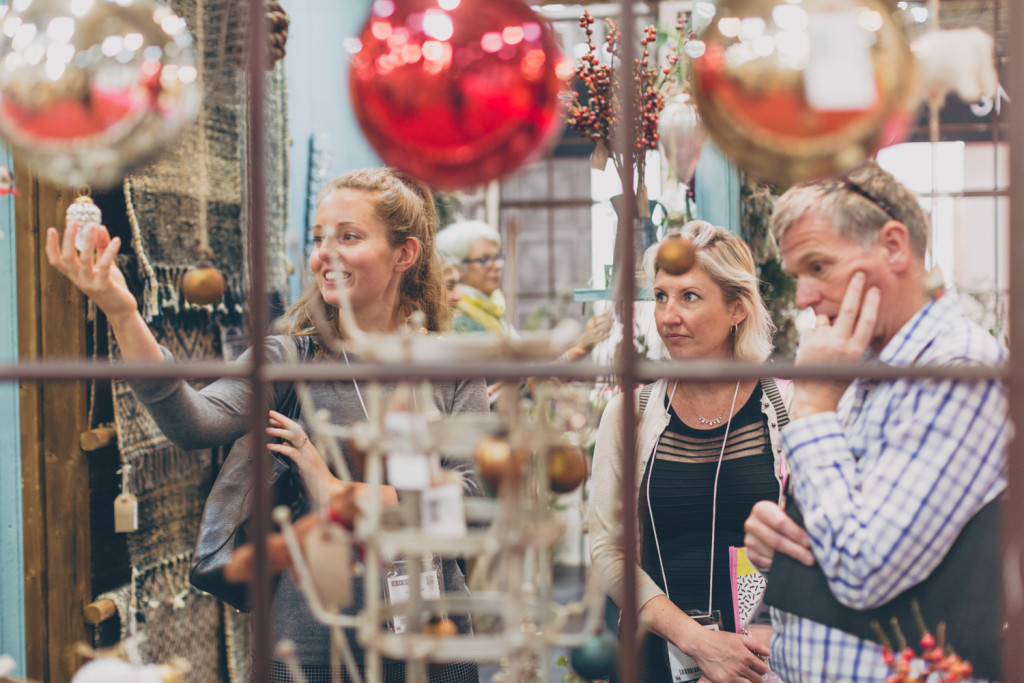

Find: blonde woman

[589,221,790,682]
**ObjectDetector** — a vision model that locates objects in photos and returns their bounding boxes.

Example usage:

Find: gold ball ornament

[691,0,918,186]
[547,443,587,494]
[655,235,697,276]
[424,616,459,637]
[181,264,226,306]
[473,435,527,493]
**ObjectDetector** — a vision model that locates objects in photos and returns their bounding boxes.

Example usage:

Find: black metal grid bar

[0,358,1006,383]
[1004,0,1023,679]
[244,0,273,679]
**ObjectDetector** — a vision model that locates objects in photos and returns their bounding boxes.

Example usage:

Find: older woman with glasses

[436,220,510,335]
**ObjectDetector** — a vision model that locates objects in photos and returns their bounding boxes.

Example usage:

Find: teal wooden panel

[694,139,741,232]
[283,0,381,301]
[0,137,24,674]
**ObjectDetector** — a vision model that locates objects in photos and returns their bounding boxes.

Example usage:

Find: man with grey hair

[743,161,1007,681]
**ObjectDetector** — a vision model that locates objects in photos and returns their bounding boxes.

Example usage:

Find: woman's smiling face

[309,188,406,318]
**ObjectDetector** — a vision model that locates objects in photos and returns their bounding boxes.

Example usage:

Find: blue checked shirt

[769,293,1008,683]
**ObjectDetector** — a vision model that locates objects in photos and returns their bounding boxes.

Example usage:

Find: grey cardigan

[588,378,793,612]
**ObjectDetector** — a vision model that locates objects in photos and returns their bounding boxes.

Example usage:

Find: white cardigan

[587,378,794,612]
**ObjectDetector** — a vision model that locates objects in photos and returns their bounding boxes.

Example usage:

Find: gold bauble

[692,0,918,185]
[181,264,226,306]
[655,235,697,276]
[547,443,587,494]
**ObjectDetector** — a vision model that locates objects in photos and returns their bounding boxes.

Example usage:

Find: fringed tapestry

[109,315,219,495]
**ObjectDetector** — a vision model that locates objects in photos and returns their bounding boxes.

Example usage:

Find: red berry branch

[867,604,975,683]
[564,11,688,208]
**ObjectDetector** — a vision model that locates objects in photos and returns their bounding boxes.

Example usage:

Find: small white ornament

[66,195,103,253]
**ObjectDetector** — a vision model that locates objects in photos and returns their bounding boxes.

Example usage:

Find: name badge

[667,610,721,683]
[384,556,443,633]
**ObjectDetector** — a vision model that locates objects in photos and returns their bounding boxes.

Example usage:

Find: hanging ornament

[349,0,570,190]
[655,234,696,276]
[657,93,707,185]
[546,442,587,494]
[0,0,201,189]
[569,631,618,680]
[473,434,526,493]
[70,658,184,683]
[691,0,917,186]
[66,190,103,253]
[0,165,14,196]
[181,261,226,306]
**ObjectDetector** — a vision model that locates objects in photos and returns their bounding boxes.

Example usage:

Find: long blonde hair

[285,168,451,342]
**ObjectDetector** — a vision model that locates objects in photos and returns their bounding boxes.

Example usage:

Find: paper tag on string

[805,12,878,111]
[303,522,353,609]
[386,452,432,490]
[114,493,138,533]
[421,484,467,538]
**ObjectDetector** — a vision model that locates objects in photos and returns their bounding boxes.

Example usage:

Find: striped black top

[639,383,780,635]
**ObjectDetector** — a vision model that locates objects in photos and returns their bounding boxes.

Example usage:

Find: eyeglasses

[840,178,897,222]
[463,254,505,267]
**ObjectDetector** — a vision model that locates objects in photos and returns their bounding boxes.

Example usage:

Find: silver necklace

[692,379,742,427]
[695,412,724,427]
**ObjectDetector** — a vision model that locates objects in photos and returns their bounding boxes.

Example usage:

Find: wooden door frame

[16,169,92,683]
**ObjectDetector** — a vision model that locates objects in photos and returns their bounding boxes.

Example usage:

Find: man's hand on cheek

[793,272,881,417]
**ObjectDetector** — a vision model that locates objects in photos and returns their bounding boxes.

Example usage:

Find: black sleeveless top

[634,383,780,681]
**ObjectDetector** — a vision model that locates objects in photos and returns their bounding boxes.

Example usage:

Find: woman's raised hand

[45,222,137,324]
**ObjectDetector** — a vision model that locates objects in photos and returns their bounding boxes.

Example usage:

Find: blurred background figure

[441,250,465,315]
[436,219,510,334]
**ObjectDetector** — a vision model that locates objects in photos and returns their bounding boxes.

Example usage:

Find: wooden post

[79,427,116,453]
[18,171,92,683]
[82,600,117,626]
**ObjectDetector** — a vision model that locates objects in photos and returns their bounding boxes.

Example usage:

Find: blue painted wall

[0,136,24,675]
[694,140,741,231]
[282,0,381,300]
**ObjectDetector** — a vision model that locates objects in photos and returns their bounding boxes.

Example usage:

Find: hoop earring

[732,323,738,336]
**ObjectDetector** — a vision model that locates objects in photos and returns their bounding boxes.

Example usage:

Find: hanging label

[804,12,878,111]
[386,452,432,490]
[667,611,721,683]
[383,557,443,633]
[421,484,467,538]
[114,493,138,533]
[303,522,353,609]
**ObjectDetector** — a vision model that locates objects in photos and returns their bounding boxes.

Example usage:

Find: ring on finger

[292,436,308,449]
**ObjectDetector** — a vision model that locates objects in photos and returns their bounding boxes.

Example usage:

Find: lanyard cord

[647,379,741,617]
[340,344,369,421]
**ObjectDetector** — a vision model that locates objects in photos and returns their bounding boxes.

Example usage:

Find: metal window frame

[4,2,1021,682]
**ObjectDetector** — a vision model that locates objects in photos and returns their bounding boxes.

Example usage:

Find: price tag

[386,452,432,490]
[114,493,138,533]
[421,484,467,538]
[303,522,353,609]
[805,12,877,111]
[384,557,443,633]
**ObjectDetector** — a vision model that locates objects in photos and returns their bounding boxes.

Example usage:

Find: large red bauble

[349,0,569,190]
[691,0,917,186]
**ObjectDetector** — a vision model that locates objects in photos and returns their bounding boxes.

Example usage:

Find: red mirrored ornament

[691,0,917,186]
[349,0,569,190]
